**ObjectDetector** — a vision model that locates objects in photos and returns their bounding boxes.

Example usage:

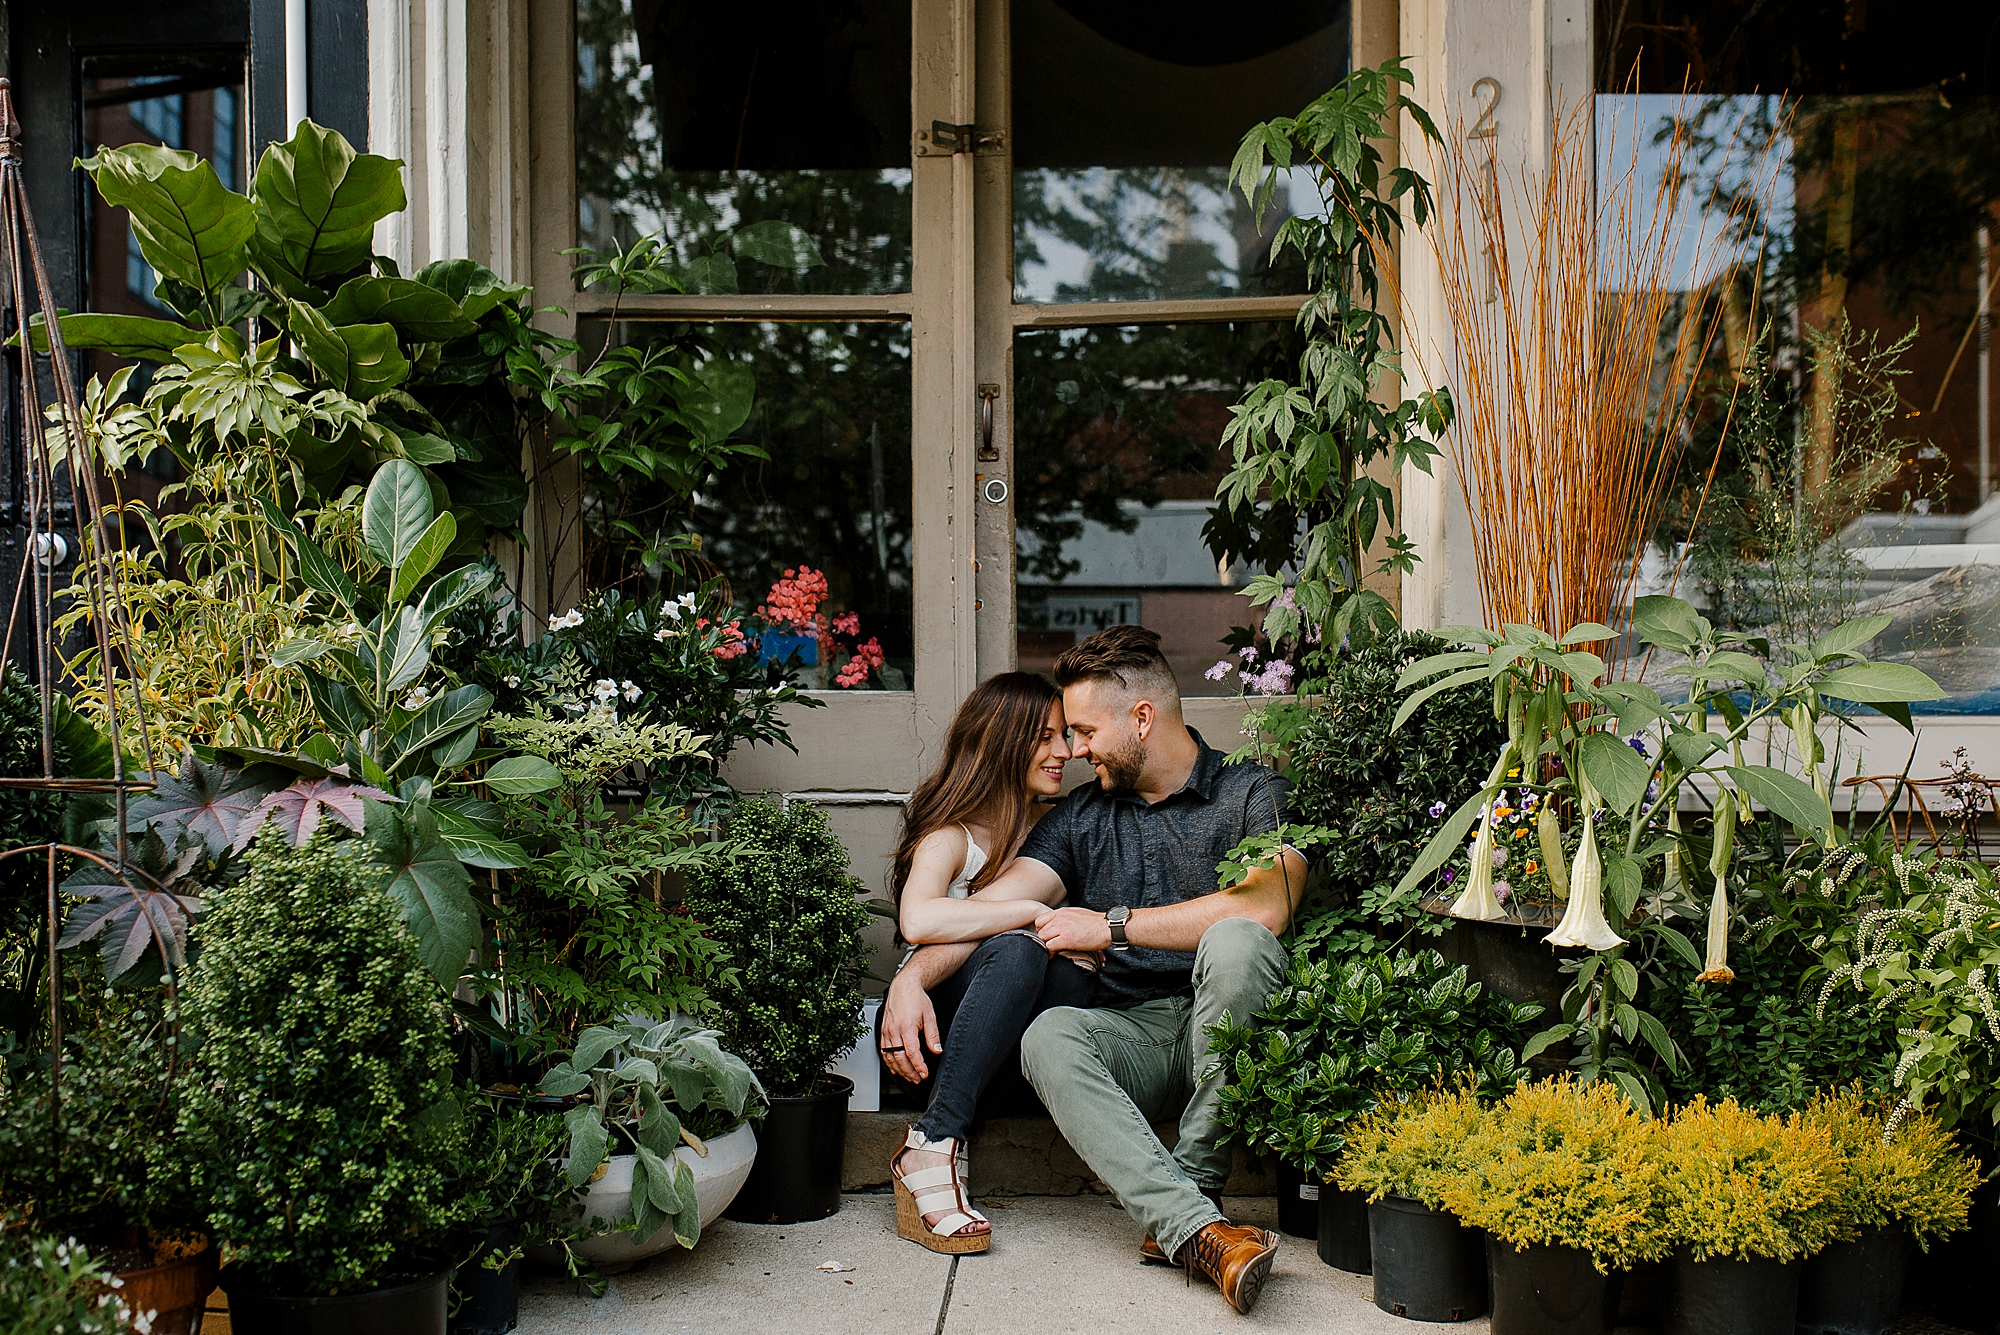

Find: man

[879,625,1305,1315]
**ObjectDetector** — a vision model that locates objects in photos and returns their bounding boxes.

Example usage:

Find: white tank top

[947,824,988,898]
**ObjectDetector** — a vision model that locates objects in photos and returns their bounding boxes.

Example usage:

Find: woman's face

[1026,700,1071,798]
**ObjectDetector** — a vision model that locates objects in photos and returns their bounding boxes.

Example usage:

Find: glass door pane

[1010,0,1348,303]
[577,0,914,295]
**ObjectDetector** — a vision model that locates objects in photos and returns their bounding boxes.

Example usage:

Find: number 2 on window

[1469,77,1501,139]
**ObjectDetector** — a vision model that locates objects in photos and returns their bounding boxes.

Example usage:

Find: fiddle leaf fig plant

[539,1019,766,1249]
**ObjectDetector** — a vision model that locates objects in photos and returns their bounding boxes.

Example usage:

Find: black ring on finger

[880,1045,906,1053]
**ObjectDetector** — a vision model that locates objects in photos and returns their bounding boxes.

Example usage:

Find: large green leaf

[391,683,493,758]
[1727,766,1833,837]
[389,512,456,603]
[303,669,373,738]
[481,755,562,795]
[364,798,480,987]
[250,120,406,296]
[687,358,756,444]
[1579,731,1653,817]
[1632,595,1702,651]
[562,1105,611,1188]
[363,460,437,568]
[1815,661,1947,704]
[416,560,499,634]
[729,219,826,269]
[321,275,477,341]
[1810,616,1894,663]
[27,312,195,362]
[286,301,410,399]
[411,258,530,321]
[434,803,529,869]
[80,144,255,293]
[379,606,433,694]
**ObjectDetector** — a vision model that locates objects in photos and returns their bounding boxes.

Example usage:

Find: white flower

[654,625,674,641]
[549,608,584,631]
[680,592,696,608]
[620,679,642,703]
[1450,741,1514,923]
[660,599,683,622]
[502,674,522,689]
[403,686,432,710]
[1543,781,1627,951]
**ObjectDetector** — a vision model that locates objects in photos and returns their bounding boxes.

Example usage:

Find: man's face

[1061,678,1148,791]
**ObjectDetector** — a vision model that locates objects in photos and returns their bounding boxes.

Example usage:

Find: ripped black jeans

[911,930,1098,1144]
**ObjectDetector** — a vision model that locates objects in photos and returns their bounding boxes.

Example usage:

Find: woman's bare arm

[897,828,1050,944]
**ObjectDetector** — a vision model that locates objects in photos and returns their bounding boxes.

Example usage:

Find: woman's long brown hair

[891,672,1059,906]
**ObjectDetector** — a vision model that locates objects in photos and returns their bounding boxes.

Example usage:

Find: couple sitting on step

[881,625,1305,1317]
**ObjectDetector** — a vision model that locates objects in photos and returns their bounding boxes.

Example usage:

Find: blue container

[759,628,818,666]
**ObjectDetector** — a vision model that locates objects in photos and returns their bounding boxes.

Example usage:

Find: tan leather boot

[1179,1220,1280,1315]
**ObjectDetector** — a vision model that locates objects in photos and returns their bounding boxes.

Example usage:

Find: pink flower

[1238,645,1259,662]
[833,611,861,637]
[758,566,829,632]
[1494,880,1513,903]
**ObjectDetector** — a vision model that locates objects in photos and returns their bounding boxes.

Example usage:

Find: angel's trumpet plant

[1536,801,1570,901]
[1450,685,1522,923]
[1662,803,1686,899]
[1543,776,1625,951]
[1696,788,1738,983]
[1787,702,1836,849]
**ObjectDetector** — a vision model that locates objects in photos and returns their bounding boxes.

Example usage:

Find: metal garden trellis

[0,78,168,1089]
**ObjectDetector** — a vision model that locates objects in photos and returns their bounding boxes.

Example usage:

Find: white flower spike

[1449,741,1514,923]
[1696,788,1738,983]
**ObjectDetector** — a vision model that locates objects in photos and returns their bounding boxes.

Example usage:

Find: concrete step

[842,1112,1277,1197]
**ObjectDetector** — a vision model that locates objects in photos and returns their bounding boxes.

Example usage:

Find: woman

[885,671,1095,1254]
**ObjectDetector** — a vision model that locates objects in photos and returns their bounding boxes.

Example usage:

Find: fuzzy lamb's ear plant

[1544,778,1625,951]
[1696,789,1737,984]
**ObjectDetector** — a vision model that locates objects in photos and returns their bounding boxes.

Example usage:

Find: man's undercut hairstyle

[1053,625,1181,710]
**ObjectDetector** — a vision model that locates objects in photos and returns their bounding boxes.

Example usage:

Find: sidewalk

[516,1195,1444,1335]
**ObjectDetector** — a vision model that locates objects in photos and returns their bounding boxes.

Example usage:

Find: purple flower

[1627,736,1649,757]
[1239,645,1260,662]
[1275,586,1299,611]
[1204,659,1233,682]
[1494,880,1513,903]
[1250,660,1295,694]
[1428,800,1448,818]
[1442,868,1457,884]
[1491,847,1508,870]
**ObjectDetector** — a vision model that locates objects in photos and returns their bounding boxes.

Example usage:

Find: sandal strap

[896,1125,986,1235]
[923,1209,980,1238]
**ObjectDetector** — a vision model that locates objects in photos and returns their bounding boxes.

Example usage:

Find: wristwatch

[1106,904,1132,951]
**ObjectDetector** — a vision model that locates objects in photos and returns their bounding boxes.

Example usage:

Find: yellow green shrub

[1442,1079,1665,1271]
[1799,1087,1979,1249]
[1332,1088,1486,1209]
[1649,1096,1840,1262]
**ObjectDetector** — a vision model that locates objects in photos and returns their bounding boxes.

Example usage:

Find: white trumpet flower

[1544,782,1625,951]
[1449,742,1515,923]
[1697,788,1738,983]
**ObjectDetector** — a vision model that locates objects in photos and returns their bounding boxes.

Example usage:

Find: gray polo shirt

[1016,728,1295,1009]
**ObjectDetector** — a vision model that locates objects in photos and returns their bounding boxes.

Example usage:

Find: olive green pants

[1019,917,1288,1262]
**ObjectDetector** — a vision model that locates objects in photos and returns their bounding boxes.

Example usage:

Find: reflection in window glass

[1013,323,1292,690]
[1598,2,2000,709]
[581,322,914,688]
[1010,0,1347,303]
[575,0,912,296]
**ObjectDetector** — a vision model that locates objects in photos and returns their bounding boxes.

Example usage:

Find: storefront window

[1009,0,1347,303]
[1012,321,1290,689]
[575,0,913,295]
[1598,2,2000,710]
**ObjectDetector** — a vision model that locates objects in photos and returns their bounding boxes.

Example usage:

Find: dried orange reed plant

[1397,94,1782,636]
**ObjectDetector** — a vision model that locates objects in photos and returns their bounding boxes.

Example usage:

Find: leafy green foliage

[681,799,870,1096]
[173,831,458,1294]
[1208,950,1539,1179]
[1331,1087,1488,1208]
[538,1019,765,1249]
[1441,1079,1664,1271]
[0,1229,134,1335]
[1210,60,1450,651]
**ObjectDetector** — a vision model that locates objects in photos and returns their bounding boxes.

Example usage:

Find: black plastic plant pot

[1275,1160,1320,1239]
[450,1221,521,1335]
[220,1264,449,1335]
[1795,1226,1908,1335]
[1368,1194,1487,1322]
[725,1074,853,1225]
[1318,1186,1373,1273]
[1487,1236,1623,1335]
[1662,1252,1798,1335]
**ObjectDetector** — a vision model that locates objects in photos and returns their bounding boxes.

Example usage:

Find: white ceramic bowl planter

[528,1123,759,1271]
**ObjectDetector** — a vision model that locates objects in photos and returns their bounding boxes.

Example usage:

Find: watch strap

[1107,905,1131,949]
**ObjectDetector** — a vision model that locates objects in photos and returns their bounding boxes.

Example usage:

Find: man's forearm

[894,940,980,992]
[1126,852,1305,952]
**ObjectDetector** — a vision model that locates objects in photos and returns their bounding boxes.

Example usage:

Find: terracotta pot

[114,1236,219,1335]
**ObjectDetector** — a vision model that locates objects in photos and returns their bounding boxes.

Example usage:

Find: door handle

[977,384,1001,461]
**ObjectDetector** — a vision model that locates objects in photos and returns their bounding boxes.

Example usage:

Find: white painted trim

[1849,544,2000,569]
[369,0,414,270]
[422,0,469,265]
[286,0,309,133]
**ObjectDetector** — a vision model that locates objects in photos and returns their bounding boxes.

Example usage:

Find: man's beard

[1094,733,1146,792]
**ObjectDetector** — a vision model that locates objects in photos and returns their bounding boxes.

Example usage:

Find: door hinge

[917,120,1004,156]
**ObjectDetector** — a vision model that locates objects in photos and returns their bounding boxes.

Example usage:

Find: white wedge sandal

[891,1127,991,1254]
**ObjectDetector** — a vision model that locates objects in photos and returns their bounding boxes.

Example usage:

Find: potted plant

[1442,1080,1663,1335]
[1647,1096,1840,1335]
[175,831,462,1333]
[530,1018,765,1271]
[682,796,870,1224]
[1334,1088,1491,1321]
[0,1221,139,1335]
[1208,949,1539,1268]
[441,1092,568,1335]
[1792,1087,1978,1335]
